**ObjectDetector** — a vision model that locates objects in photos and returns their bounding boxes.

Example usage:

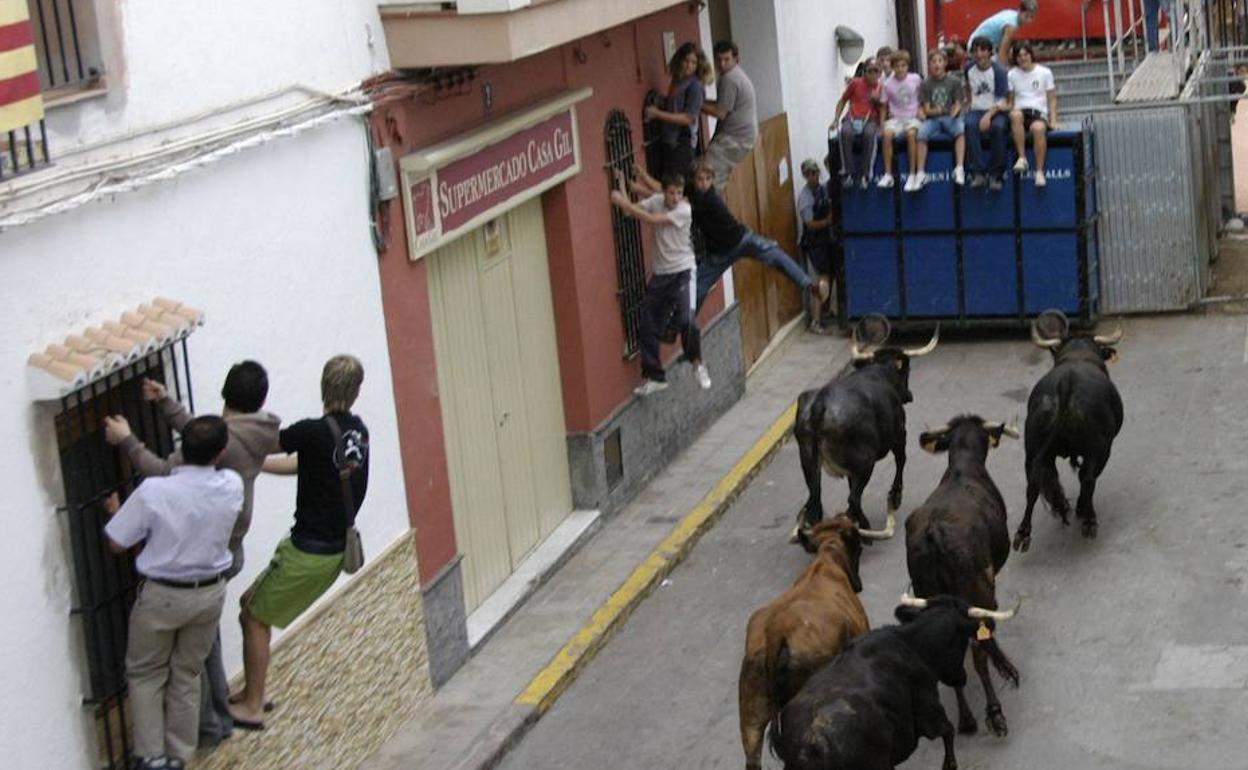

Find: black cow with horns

[769,593,1017,770]
[907,415,1022,737]
[1013,315,1124,552]
[793,318,939,540]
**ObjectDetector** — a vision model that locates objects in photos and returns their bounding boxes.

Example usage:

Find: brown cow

[737,512,895,770]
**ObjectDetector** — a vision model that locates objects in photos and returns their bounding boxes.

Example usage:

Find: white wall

[44,0,388,155]
[772,0,897,189]
[0,120,410,769]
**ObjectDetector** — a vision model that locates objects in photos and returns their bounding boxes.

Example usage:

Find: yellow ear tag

[976,622,992,641]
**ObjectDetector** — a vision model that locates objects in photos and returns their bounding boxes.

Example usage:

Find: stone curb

[448,401,799,770]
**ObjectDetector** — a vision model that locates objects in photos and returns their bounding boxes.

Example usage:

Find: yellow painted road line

[514,401,798,713]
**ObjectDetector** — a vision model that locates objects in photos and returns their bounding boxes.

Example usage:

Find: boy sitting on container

[877,49,922,189]
[1008,42,1058,188]
[830,59,883,190]
[909,49,967,192]
[964,35,1011,191]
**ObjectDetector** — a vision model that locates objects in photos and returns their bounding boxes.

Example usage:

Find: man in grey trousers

[104,416,242,770]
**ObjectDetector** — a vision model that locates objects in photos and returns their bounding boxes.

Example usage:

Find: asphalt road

[498,314,1248,770]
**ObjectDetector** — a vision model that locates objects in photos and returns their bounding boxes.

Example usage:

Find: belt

[147,573,226,589]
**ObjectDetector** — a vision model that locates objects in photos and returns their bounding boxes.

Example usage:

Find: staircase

[1048,58,1140,125]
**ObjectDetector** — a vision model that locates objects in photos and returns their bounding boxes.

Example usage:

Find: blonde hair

[322,354,364,412]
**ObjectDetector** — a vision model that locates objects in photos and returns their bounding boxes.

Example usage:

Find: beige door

[427,197,573,612]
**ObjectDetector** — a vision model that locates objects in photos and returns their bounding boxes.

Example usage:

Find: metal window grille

[28,0,102,93]
[606,109,647,357]
[55,341,195,770]
[0,119,50,180]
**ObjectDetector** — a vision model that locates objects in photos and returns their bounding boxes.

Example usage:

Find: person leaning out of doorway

[229,355,370,731]
[610,169,711,397]
[798,157,838,333]
[103,416,242,770]
[646,41,713,180]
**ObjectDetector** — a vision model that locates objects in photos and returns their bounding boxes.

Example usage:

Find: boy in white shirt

[1008,42,1058,187]
[610,172,711,396]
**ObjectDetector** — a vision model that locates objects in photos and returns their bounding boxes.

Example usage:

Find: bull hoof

[986,705,1008,737]
[997,660,1021,689]
[1012,532,1031,553]
[1081,520,1098,539]
[958,716,978,735]
[888,489,902,512]
[943,756,959,770]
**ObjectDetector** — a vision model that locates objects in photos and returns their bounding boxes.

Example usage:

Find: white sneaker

[860,176,870,190]
[953,166,965,186]
[1034,171,1047,188]
[695,364,712,390]
[902,175,916,192]
[633,379,669,397]
[914,171,927,189]
[877,173,895,188]
[1013,157,1029,173]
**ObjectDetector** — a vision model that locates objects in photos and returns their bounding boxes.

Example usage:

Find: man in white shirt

[610,170,711,396]
[104,416,242,770]
[1007,42,1058,187]
[701,40,758,191]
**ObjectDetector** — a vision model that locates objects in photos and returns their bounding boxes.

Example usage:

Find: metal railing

[1,119,50,179]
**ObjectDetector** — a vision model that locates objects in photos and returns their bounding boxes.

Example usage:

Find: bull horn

[983,422,1021,439]
[902,325,940,357]
[1030,319,1062,349]
[898,592,928,608]
[858,510,896,541]
[850,328,875,361]
[967,598,1022,621]
[1093,323,1124,346]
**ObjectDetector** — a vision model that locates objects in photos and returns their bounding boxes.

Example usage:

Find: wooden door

[729,113,803,368]
[427,198,573,612]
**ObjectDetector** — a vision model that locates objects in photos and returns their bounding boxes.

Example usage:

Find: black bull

[768,594,1015,770]
[794,327,939,533]
[1013,322,1124,552]
[907,416,1022,738]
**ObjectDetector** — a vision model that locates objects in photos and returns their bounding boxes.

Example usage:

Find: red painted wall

[926,0,1125,50]
[371,5,709,585]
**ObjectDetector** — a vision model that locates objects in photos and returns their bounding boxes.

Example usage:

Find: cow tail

[766,640,794,763]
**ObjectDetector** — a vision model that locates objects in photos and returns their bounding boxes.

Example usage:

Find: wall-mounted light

[834,25,865,66]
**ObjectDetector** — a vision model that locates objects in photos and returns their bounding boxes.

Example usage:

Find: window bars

[56,340,194,770]
[606,109,647,357]
[1,119,50,179]
[29,0,98,92]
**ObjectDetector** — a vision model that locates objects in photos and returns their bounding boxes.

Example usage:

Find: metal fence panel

[1093,108,1204,312]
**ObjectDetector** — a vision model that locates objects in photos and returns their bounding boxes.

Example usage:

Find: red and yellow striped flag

[0,0,43,134]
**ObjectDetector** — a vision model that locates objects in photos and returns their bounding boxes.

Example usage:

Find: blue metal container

[825,126,1098,329]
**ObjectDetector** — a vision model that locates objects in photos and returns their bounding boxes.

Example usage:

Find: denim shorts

[918,115,966,141]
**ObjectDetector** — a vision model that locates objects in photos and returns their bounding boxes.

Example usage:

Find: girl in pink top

[878,49,923,189]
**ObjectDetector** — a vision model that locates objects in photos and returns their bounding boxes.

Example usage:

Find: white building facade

[0,2,426,768]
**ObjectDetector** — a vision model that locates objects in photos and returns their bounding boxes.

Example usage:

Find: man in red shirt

[831,59,883,189]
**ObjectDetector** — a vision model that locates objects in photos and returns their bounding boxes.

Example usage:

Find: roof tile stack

[27,297,204,400]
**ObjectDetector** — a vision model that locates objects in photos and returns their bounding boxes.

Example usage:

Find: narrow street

[500,314,1248,770]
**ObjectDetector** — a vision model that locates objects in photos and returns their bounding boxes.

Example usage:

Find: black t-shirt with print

[686,185,748,256]
[280,411,370,549]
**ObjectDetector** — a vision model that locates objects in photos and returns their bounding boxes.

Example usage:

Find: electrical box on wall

[374,146,398,201]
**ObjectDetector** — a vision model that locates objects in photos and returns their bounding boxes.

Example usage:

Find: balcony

[378,0,686,67]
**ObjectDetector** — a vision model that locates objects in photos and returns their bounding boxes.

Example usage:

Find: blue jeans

[965,110,1010,177]
[918,115,965,141]
[1144,0,1173,51]
[695,231,812,311]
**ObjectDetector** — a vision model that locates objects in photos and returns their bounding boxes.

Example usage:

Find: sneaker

[695,364,712,390]
[860,176,870,190]
[913,171,927,189]
[841,175,854,188]
[816,276,831,303]
[633,379,669,397]
[877,173,895,188]
[988,177,1004,192]
[902,175,916,192]
[1034,171,1047,188]
[969,173,987,189]
[953,166,965,186]
[1013,157,1029,173]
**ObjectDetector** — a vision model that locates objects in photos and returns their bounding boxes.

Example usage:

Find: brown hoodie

[119,396,281,575]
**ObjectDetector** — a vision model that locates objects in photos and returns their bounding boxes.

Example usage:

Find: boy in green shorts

[228,355,369,729]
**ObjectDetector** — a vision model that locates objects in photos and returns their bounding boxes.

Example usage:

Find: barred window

[56,342,195,770]
[28,0,105,96]
[606,109,646,357]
